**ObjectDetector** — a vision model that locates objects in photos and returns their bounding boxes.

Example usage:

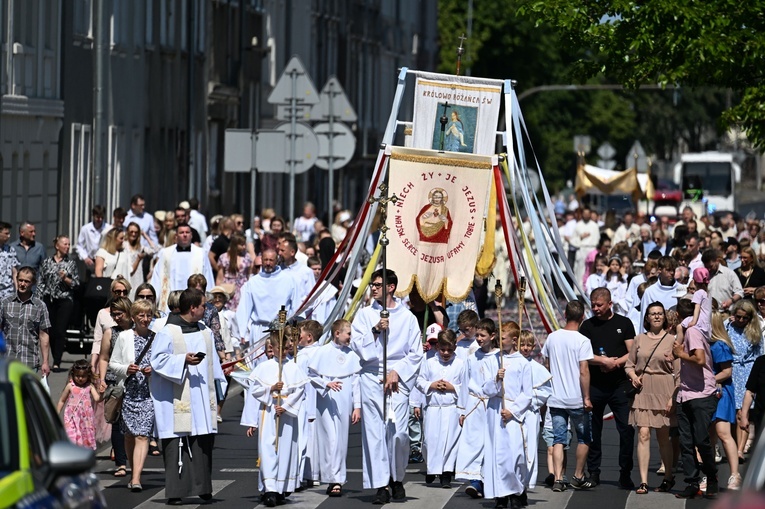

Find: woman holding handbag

[110,299,156,492]
[98,297,133,478]
[625,302,680,494]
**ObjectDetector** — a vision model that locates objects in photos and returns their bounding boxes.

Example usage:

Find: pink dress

[218,252,252,310]
[63,382,97,450]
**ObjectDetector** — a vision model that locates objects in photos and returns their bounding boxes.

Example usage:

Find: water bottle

[599,347,606,356]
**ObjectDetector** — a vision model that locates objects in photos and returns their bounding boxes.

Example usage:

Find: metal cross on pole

[456,33,467,76]
[367,180,398,420]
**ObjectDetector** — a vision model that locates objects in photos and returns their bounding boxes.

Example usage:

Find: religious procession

[3,39,765,509]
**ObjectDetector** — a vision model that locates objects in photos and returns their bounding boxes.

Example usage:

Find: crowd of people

[2,196,765,506]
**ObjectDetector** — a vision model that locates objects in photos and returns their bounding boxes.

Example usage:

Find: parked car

[0,358,106,508]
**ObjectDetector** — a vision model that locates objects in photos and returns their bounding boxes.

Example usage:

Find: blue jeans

[550,407,592,445]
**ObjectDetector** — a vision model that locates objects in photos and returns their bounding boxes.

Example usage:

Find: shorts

[542,426,571,450]
[550,407,592,445]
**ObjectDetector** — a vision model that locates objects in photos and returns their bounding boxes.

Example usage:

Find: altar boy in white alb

[351,269,423,504]
[249,328,308,507]
[295,320,323,487]
[416,329,464,489]
[307,319,362,497]
[150,289,228,506]
[482,325,533,509]
[519,330,552,491]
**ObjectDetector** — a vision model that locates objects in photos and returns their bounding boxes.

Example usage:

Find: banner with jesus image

[385,146,495,302]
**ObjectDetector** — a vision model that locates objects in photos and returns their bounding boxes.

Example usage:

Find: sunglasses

[113,289,128,296]
[136,293,154,300]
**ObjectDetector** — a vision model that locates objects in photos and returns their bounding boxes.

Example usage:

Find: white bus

[673,152,741,215]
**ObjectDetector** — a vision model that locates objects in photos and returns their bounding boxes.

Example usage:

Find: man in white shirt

[612,211,640,246]
[541,300,594,491]
[187,198,209,244]
[278,234,315,306]
[703,248,744,311]
[293,202,319,243]
[125,194,159,248]
[76,205,110,270]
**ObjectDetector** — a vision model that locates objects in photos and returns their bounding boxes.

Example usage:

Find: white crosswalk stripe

[401,480,462,508]
[623,490,688,509]
[132,479,234,509]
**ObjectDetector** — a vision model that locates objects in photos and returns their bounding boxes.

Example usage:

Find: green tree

[523,0,765,147]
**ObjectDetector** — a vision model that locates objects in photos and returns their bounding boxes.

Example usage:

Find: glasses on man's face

[757,299,765,305]
[113,289,128,296]
[369,282,383,289]
[110,311,124,319]
[136,293,154,300]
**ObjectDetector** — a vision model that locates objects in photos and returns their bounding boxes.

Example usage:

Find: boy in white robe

[519,330,552,493]
[456,318,501,498]
[483,323,533,509]
[295,319,322,487]
[416,329,464,488]
[149,289,228,505]
[351,269,423,504]
[456,309,480,361]
[307,319,362,497]
[249,328,308,507]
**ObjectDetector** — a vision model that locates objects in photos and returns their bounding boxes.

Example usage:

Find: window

[145,0,154,46]
[69,124,93,238]
[73,0,93,38]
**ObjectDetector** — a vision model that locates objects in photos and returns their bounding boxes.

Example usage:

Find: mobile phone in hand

[195,352,206,359]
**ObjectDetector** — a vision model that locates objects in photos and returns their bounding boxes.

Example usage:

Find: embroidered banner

[385,147,495,302]
[412,76,502,156]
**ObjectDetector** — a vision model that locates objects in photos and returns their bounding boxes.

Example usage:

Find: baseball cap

[426,323,442,342]
[693,267,710,284]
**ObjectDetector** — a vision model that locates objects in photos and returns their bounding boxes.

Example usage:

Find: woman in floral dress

[216,233,251,310]
[110,299,156,492]
[725,300,763,462]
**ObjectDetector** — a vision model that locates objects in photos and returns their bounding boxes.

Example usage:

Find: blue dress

[710,341,736,423]
[725,321,763,408]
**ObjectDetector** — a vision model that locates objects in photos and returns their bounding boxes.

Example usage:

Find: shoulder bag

[621,331,669,398]
[103,334,155,424]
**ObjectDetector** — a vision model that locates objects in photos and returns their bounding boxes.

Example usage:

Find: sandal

[149,442,161,456]
[113,466,128,477]
[327,483,342,497]
[655,477,675,492]
[636,483,649,494]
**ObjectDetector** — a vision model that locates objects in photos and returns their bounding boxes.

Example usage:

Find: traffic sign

[311,76,357,122]
[274,121,319,174]
[597,142,616,161]
[224,129,253,173]
[597,159,617,170]
[254,130,287,173]
[573,135,591,154]
[267,56,320,106]
[313,122,356,170]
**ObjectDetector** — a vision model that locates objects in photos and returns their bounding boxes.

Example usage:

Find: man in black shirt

[579,287,636,489]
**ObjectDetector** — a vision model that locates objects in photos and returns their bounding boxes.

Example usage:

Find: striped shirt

[0,293,51,369]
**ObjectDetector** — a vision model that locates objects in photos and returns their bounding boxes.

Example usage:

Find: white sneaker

[715,445,723,463]
[217,414,223,422]
[727,473,742,490]
[699,476,707,492]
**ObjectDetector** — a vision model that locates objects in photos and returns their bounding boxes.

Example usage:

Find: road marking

[99,479,120,489]
[132,479,234,509]
[524,486,574,509]
[402,479,463,508]
[624,489,687,509]
[219,467,423,474]
[283,489,328,508]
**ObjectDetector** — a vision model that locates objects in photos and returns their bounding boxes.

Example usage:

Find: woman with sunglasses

[90,277,132,373]
[98,296,134,478]
[736,247,765,302]
[725,300,763,462]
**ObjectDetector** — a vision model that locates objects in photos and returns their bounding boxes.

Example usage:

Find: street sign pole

[289,68,298,228]
[328,79,335,219]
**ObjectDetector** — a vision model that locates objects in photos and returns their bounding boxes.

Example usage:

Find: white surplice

[351,298,423,489]
[525,357,552,489]
[149,324,227,439]
[250,358,308,494]
[307,340,362,484]
[482,351,533,498]
[416,355,465,475]
[151,245,215,311]
[455,348,498,481]
[236,267,299,350]
[296,343,320,482]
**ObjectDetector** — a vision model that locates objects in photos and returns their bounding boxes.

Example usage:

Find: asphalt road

[42,350,737,509]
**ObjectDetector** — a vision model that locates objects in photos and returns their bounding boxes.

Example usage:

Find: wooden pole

[274,305,287,452]
[494,280,505,410]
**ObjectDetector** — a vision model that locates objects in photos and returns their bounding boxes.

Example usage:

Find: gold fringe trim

[390,151,493,169]
[404,127,413,135]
